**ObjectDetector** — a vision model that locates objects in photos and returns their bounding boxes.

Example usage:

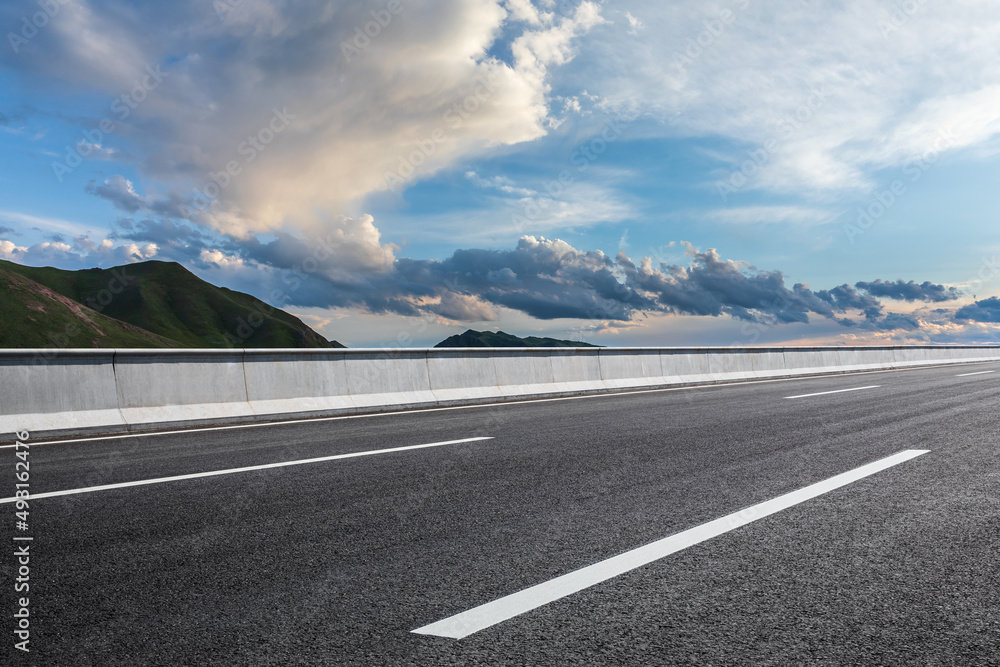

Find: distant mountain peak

[434,329,599,348]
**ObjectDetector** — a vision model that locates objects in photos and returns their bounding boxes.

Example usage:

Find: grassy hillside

[0,259,344,349]
[0,267,183,348]
[434,329,600,348]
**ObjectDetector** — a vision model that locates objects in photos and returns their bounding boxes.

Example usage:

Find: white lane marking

[956,370,996,377]
[784,385,880,399]
[0,437,492,504]
[413,449,929,640]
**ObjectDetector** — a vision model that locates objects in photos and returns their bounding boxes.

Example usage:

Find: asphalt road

[3,363,999,665]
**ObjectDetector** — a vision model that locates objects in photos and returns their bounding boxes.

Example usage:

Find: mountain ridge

[434,329,600,348]
[0,258,343,349]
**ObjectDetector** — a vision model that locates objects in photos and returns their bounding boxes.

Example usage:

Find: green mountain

[0,266,183,348]
[0,259,344,349]
[434,329,600,348]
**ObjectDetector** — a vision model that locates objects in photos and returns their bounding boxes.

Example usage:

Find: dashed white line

[956,370,996,377]
[412,449,929,639]
[0,437,493,504]
[784,385,880,400]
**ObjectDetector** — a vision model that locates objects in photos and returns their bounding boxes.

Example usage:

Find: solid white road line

[412,449,929,640]
[784,385,880,399]
[0,437,492,504]
[956,370,996,377]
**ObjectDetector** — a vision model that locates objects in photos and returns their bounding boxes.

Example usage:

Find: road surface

[3,363,999,665]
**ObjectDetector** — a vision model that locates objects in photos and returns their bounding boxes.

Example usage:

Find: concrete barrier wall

[662,349,712,384]
[115,350,253,430]
[707,349,756,383]
[2,345,999,439]
[549,349,605,394]
[344,350,436,409]
[751,349,790,378]
[600,349,664,388]
[426,350,503,403]
[244,349,353,418]
[493,348,557,397]
[0,350,123,435]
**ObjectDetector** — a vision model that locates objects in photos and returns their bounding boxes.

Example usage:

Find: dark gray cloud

[399,239,654,321]
[112,216,214,261]
[0,225,17,236]
[814,284,881,312]
[124,219,951,334]
[198,234,937,333]
[855,279,961,302]
[871,312,921,331]
[954,297,1000,323]
[621,248,828,324]
[87,177,143,213]
[87,176,191,219]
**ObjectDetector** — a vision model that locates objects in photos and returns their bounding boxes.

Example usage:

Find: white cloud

[41,1,151,91]
[0,240,29,260]
[14,1,602,242]
[511,1,603,86]
[312,214,398,277]
[562,96,582,114]
[4,0,606,283]
[0,235,157,268]
[76,141,119,161]
[198,249,246,269]
[433,291,498,322]
[465,171,536,196]
[397,179,634,245]
[569,0,1000,193]
[625,11,643,35]
[701,206,834,226]
[504,0,553,26]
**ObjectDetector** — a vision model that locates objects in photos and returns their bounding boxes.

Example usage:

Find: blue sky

[3,0,1000,347]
